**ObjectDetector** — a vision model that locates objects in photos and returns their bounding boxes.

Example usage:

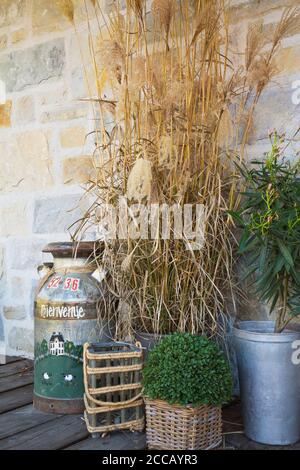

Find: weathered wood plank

[65,432,146,450]
[0,356,22,365]
[0,404,60,440]
[0,384,33,414]
[0,369,33,393]
[225,432,300,450]
[0,359,33,379]
[0,415,89,450]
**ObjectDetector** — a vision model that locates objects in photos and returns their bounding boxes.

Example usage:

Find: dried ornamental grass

[127,159,152,202]
[71,1,297,338]
[152,0,176,50]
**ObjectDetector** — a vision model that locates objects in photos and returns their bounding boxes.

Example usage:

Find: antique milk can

[33,242,108,414]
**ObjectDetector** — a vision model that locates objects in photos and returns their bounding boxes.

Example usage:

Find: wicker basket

[145,398,222,450]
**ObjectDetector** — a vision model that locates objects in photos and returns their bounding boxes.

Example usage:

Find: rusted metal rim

[33,393,84,414]
[42,242,104,258]
[87,342,142,354]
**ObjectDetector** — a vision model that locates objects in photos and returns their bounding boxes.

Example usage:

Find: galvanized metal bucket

[135,332,165,360]
[33,242,110,414]
[233,320,300,445]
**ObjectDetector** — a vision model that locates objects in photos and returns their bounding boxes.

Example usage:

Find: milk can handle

[37,262,54,278]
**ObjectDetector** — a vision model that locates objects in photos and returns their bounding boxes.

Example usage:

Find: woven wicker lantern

[83,342,144,435]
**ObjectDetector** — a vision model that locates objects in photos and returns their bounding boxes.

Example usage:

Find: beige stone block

[9,239,44,270]
[275,46,300,76]
[70,65,89,100]
[63,155,95,185]
[229,1,300,26]
[104,0,126,14]
[60,126,86,148]
[11,28,27,44]
[67,33,95,99]
[15,96,35,124]
[0,245,4,279]
[0,35,7,51]
[250,87,297,143]
[32,0,70,34]
[9,276,26,299]
[0,0,26,28]
[8,327,33,354]
[17,130,50,160]
[263,16,300,45]
[68,31,90,67]
[33,193,87,233]
[0,202,29,237]
[0,245,5,301]
[4,306,26,320]
[39,88,68,106]
[0,130,53,193]
[228,0,284,23]
[72,0,97,24]
[32,0,93,32]
[0,100,12,127]
[40,106,87,123]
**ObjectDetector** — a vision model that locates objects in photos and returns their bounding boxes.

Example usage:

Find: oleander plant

[229,133,300,332]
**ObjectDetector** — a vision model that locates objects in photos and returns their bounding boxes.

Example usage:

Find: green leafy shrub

[229,133,300,332]
[142,333,233,407]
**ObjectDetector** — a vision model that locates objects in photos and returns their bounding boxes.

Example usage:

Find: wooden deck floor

[1,356,298,450]
[0,356,146,450]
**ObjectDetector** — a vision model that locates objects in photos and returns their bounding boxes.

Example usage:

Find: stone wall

[0,0,99,358]
[0,0,300,358]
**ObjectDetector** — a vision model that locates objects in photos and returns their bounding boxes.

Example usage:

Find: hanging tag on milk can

[91,267,107,283]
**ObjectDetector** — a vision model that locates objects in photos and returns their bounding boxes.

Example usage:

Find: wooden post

[90,358,98,438]
[134,356,141,422]
[120,357,126,424]
[106,358,112,426]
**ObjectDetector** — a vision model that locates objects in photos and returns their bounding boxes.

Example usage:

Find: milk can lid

[42,242,104,258]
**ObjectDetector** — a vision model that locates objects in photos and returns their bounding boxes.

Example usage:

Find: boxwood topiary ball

[142,333,233,407]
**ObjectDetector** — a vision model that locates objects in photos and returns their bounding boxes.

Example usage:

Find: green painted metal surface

[34,247,107,406]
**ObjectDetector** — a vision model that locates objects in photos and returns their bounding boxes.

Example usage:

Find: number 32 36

[47,277,80,291]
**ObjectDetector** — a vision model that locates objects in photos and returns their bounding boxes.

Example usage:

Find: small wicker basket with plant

[142,333,232,450]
